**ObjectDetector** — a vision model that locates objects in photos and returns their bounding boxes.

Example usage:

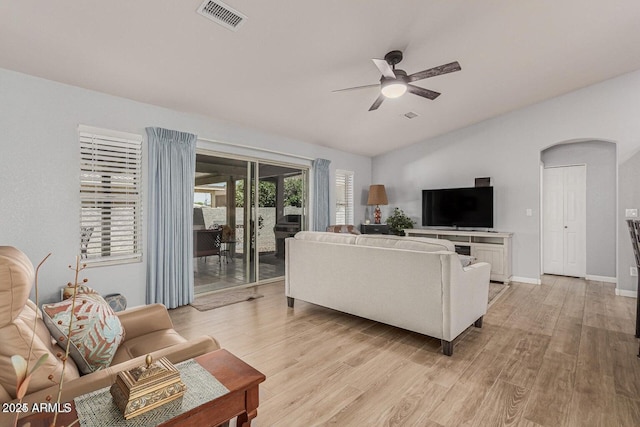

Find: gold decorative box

[110,355,186,419]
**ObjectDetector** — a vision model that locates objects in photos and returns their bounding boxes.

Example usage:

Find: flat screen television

[422,187,493,228]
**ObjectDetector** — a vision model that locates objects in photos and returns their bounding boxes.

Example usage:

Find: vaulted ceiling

[2,1,640,156]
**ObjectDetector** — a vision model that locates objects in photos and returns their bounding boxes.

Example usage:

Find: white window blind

[335,170,354,225]
[79,125,142,264]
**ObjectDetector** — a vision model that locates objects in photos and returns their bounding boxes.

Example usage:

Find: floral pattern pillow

[42,288,125,374]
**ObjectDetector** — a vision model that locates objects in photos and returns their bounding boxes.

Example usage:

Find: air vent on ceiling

[197,0,247,31]
[403,111,419,119]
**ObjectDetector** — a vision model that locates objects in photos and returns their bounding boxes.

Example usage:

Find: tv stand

[404,229,512,284]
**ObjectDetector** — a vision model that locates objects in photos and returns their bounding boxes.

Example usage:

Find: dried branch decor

[10,255,84,427]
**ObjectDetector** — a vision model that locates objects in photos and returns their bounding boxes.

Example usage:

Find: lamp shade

[367,185,388,205]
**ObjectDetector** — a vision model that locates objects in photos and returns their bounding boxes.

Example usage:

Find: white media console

[404,229,513,284]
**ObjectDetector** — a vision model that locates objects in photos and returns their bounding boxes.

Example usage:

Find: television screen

[422,187,493,228]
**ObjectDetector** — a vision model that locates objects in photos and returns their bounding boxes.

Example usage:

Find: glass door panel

[257,163,308,281]
[193,154,256,294]
[193,153,308,293]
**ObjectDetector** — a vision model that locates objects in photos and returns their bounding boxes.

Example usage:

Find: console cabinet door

[472,246,504,275]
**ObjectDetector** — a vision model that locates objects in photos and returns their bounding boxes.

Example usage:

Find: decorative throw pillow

[459,255,476,267]
[42,288,125,374]
[104,293,127,312]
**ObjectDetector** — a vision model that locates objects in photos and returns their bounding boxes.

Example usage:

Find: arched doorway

[540,140,617,280]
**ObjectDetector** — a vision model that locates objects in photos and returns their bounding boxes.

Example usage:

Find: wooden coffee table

[19,349,266,427]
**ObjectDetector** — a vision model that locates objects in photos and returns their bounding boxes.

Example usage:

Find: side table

[18,349,265,427]
[360,223,389,234]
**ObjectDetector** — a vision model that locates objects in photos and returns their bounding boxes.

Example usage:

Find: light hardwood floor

[169,276,640,426]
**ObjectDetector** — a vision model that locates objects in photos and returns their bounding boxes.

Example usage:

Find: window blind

[335,170,354,225]
[79,125,142,264]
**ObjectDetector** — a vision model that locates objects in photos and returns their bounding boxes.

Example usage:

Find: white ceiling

[2,1,640,157]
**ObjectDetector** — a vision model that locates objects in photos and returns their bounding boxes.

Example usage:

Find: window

[79,125,142,264]
[335,169,354,225]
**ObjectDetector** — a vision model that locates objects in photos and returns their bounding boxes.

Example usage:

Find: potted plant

[386,207,416,235]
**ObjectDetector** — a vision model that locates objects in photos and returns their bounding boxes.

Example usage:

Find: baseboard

[586,275,617,284]
[615,288,638,298]
[511,276,541,285]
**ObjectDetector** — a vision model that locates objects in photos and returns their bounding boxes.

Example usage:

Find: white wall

[0,68,371,305]
[540,141,617,279]
[618,150,640,295]
[373,69,640,286]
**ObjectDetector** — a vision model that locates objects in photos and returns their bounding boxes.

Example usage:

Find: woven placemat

[74,359,229,427]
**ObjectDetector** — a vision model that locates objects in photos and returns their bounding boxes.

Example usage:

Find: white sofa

[285,232,491,356]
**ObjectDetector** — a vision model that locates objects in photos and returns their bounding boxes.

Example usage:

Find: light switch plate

[626,208,638,218]
[526,209,532,217]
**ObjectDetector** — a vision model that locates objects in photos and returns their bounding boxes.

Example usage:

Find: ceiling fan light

[381,81,407,98]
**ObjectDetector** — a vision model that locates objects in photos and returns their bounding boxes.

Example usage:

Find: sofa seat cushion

[355,235,456,252]
[42,289,125,374]
[294,231,358,244]
[111,329,187,365]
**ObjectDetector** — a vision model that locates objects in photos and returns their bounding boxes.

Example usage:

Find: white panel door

[543,165,586,277]
[563,165,586,276]
[543,167,565,275]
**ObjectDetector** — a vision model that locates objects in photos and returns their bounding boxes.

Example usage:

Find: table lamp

[367,185,388,224]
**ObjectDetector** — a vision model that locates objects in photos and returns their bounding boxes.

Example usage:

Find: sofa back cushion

[294,231,358,245]
[355,235,455,252]
[0,247,82,400]
[0,301,80,400]
[0,246,33,327]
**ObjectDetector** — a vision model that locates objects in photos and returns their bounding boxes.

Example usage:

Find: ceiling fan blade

[369,94,385,111]
[408,61,461,82]
[372,58,396,79]
[407,84,441,100]
[332,83,380,93]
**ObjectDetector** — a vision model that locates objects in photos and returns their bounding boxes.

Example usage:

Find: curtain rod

[197,136,315,162]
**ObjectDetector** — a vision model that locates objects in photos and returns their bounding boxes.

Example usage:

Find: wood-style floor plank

[169,276,640,426]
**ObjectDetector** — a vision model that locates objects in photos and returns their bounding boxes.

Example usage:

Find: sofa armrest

[460,261,491,314]
[443,260,491,341]
[116,303,174,339]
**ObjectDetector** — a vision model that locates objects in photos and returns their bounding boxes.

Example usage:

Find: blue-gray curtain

[313,158,331,231]
[146,127,197,308]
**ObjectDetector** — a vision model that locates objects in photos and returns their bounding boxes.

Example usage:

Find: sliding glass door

[257,164,307,281]
[193,152,307,294]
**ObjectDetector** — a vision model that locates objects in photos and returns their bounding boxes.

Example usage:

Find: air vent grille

[197,0,247,31]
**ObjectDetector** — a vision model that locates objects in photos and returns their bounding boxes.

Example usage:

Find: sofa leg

[474,316,484,328]
[442,340,453,356]
[287,297,294,308]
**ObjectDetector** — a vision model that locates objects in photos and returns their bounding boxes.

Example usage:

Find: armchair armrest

[116,303,174,339]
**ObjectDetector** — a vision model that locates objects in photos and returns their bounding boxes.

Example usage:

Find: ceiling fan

[333,50,461,111]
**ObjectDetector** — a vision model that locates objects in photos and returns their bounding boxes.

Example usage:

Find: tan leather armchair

[0,246,219,421]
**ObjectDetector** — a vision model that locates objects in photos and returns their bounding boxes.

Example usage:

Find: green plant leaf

[29,353,49,376]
